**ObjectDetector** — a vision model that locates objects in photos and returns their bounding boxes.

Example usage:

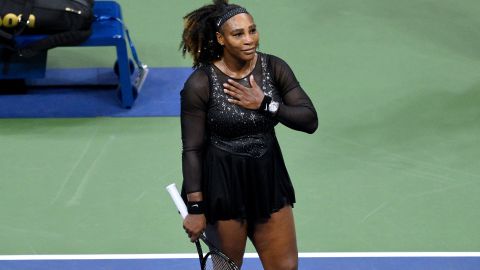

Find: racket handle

[166,183,188,219]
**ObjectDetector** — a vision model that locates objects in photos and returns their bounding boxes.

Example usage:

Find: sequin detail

[210,133,272,158]
[206,53,280,158]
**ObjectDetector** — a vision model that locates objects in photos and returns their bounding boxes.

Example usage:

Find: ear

[216,32,224,46]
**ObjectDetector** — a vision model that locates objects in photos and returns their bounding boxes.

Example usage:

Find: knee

[265,255,298,270]
[281,256,298,270]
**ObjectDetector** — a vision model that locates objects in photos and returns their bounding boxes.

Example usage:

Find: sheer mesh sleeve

[269,55,318,134]
[180,69,210,194]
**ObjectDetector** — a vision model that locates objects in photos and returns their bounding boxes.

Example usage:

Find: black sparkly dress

[181,52,318,224]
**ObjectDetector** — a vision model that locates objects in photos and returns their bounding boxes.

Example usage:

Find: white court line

[0,252,479,261]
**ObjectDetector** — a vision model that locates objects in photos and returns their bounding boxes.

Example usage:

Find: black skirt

[202,136,295,224]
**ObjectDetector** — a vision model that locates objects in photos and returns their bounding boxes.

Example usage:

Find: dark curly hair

[180,0,244,68]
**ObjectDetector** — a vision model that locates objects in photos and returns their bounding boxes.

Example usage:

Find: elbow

[310,124,318,133]
[304,112,318,134]
[301,105,319,134]
[292,116,317,134]
[285,113,318,134]
[305,118,318,134]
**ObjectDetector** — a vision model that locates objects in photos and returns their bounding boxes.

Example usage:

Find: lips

[242,48,256,54]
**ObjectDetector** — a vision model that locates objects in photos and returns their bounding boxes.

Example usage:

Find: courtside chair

[0,0,148,108]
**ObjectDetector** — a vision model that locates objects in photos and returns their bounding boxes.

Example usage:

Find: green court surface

[1,0,480,255]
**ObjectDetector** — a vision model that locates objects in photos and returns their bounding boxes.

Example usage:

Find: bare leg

[206,219,248,268]
[251,206,298,270]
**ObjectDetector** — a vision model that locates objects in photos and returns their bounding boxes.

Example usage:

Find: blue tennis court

[2,253,480,270]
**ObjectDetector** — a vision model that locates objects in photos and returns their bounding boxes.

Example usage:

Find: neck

[220,53,257,79]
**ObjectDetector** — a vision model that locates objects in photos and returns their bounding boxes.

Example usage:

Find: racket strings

[203,252,236,270]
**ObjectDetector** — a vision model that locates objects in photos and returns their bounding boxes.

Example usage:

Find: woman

[180,1,318,269]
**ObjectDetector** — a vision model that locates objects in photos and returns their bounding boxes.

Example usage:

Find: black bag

[0,0,94,57]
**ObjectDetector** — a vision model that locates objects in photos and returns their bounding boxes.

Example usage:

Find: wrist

[186,192,203,202]
[268,100,280,116]
[257,95,279,116]
[187,201,205,215]
[257,95,272,112]
[258,95,272,112]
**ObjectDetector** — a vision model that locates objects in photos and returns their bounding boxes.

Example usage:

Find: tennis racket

[166,183,240,270]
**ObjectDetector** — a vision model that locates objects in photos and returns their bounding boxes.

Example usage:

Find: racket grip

[166,183,188,219]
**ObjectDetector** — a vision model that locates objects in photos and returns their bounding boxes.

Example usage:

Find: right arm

[180,69,209,241]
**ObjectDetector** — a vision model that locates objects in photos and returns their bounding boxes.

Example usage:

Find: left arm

[269,54,317,134]
[275,85,318,134]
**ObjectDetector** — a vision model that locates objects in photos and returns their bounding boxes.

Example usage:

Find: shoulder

[180,66,212,109]
[182,67,211,98]
[260,53,300,94]
[260,53,295,77]
[259,52,297,77]
[260,53,289,68]
[183,67,210,90]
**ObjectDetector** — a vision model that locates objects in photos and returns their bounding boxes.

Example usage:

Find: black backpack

[0,0,94,57]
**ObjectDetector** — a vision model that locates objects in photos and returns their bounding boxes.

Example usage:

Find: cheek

[253,33,260,44]
[230,39,244,49]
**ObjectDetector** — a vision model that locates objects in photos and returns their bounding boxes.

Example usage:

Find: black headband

[216,7,249,30]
